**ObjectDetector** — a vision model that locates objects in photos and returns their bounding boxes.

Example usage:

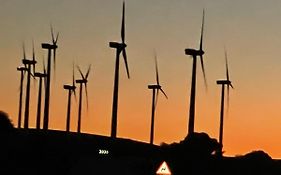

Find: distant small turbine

[63,63,76,132]
[34,60,47,129]
[184,9,207,135]
[216,50,234,156]
[148,52,168,144]
[22,43,37,129]
[109,1,130,138]
[17,65,28,128]
[76,65,91,133]
[42,25,59,130]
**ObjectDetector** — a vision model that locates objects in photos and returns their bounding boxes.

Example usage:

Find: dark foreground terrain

[0,129,281,175]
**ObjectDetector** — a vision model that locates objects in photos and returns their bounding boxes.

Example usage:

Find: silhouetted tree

[0,111,14,132]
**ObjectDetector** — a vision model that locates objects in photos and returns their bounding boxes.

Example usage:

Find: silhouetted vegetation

[0,111,14,132]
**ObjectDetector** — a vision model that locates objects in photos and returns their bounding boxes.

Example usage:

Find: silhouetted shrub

[183,132,220,156]
[244,150,272,161]
[0,111,14,132]
[161,132,220,159]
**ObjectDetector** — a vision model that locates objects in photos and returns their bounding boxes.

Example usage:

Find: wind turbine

[22,43,37,129]
[216,50,234,157]
[34,60,47,129]
[148,52,168,144]
[42,26,59,130]
[184,9,207,135]
[109,1,130,138]
[17,65,28,128]
[76,65,91,133]
[63,64,76,132]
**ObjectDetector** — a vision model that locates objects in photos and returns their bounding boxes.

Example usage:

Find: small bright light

[98,149,109,155]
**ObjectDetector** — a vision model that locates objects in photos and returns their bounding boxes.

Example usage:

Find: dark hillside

[0,129,281,175]
[0,129,160,175]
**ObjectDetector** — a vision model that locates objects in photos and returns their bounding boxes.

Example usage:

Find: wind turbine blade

[51,24,55,43]
[22,43,26,61]
[155,89,159,109]
[53,49,58,78]
[85,83,89,111]
[43,58,46,75]
[230,83,234,89]
[43,59,47,89]
[160,88,168,99]
[33,74,37,92]
[50,25,58,78]
[199,9,205,51]
[19,69,26,91]
[85,64,91,80]
[225,49,230,81]
[73,88,77,102]
[154,50,159,85]
[77,65,85,80]
[23,70,26,81]
[51,26,58,78]
[30,72,35,79]
[53,49,56,75]
[227,84,230,114]
[200,55,207,89]
[122,49,130,79]
[72,62,75,86]
[32,40,35,60]
[32,40,36,74]
[55,32,59,44]
[121,1,125,43]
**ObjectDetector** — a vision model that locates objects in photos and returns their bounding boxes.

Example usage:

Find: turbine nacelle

[109,42,127,50]
[22,59,37,66]
[63,84,76,90]
[41,43,58,50]
[148,84,161,89]
[76,79,87,84]
[34,72,47,78]
[185,48,205,57]
[216,80,231,85]
[17,66,28,71]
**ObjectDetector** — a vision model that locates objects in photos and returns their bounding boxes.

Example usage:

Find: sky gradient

[1,0,281,158]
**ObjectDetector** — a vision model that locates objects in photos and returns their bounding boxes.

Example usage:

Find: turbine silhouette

[216,49,234,157]
[148,52,168,144]
[42,26,59,130]
[17,65,28,128]
[184,9,207,135]
[22,43,37,129]
[34,60,47,130]
[109,1,130,138]
[63,63,76,132]
[76,65,91,133]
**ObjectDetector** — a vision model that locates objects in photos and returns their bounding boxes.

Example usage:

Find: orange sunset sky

[1,0,281,158]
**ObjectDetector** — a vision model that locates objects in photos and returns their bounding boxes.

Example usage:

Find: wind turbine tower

[63,64,76,132]
[41,26,59,130]
[22,44,37,129]
[216,50,234,157]
[109,1,130,138]
[75,65,91,133]
[184,10,207,135]
[34,61,47,130]
[148,52,168,144]
[17,66,28,128]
